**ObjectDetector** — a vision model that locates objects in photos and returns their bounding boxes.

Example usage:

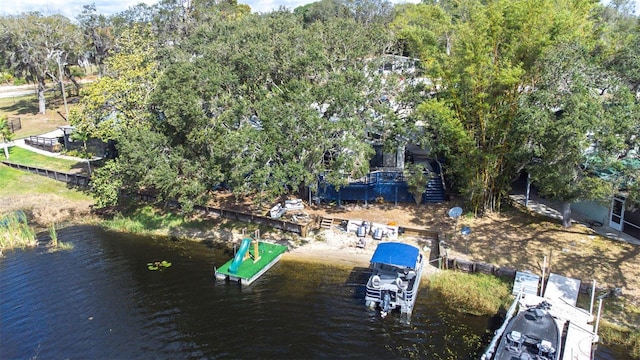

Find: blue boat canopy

[370,242,420,269]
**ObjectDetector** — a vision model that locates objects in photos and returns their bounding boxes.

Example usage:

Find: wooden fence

[2,161,310,237]
[24,136,63,152]
[441,254,611,295]
[136,193,312,237]
[1,161,89,187]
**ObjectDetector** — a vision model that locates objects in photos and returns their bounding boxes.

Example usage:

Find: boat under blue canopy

[370,242,420,269]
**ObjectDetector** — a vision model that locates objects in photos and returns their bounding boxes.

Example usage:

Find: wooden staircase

[320,217,334,229]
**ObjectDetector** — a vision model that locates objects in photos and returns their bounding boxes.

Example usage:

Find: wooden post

[253,240,261,263]
[540,255,547,296]
[253,229,261,263]
[589,279,596,315]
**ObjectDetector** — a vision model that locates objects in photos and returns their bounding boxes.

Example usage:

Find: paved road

[0,90,35,99]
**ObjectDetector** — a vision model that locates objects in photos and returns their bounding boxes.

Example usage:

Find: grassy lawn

[4,146,85,173]
[0,165,95,227]
[0,166,90,201]
[0,87,73,139]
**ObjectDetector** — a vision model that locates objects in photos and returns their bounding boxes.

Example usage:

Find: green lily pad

[147,260,172,271]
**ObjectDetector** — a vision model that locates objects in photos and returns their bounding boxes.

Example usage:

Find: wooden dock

[215,241,287,285]
[519,294,596,360]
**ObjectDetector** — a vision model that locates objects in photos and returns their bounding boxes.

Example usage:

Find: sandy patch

[281,228,441,278]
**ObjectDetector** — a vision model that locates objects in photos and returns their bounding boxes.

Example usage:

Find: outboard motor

[380,291,391,318]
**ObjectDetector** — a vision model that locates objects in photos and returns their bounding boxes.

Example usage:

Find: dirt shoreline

[3,193,639,307]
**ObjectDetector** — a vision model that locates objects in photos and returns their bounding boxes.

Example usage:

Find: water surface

[0,225,629,359]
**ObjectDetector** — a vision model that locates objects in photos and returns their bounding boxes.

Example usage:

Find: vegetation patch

[101,205,211,236]
[427,271,512,316]
[47,222,73,252]
[0,210,37,253]
[0,166,91,200]
[147,260,172,270]
[599,320,640,358]
[0,166,94,226]
[6,147,83,173]
[100,204,277,241]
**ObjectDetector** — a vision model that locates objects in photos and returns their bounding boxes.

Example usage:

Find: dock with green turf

[215,240,288,285]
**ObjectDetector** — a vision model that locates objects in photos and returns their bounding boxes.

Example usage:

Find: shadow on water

[346,266,371,301]
[0,225,632,360]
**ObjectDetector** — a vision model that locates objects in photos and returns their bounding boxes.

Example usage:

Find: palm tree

[0,115,14,159]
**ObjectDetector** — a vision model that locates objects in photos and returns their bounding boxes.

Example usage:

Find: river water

[0,225,629,359]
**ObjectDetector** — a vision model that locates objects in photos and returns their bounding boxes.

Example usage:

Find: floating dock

[215,239,287,285]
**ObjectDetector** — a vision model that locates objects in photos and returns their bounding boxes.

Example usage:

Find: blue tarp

[370,242,420,269]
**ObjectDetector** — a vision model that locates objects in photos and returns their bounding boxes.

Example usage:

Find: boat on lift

[492,300,561,360]
[364,242,424,318]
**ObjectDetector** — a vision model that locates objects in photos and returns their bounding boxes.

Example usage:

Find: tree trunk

[561,201,572,228]
[64,67,82,95]
[37,77,46,114]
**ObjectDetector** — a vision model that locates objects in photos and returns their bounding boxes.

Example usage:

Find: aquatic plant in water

[47,223,73,252]
[49,223,58,247]
[147,260,172,271]
[0,210,36,251]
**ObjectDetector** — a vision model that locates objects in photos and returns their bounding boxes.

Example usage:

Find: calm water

[0,226,629,359]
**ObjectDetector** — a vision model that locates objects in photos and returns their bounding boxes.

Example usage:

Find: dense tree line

[0,0,638,225]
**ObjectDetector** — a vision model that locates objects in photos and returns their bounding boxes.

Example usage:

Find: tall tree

[77,4,115,77]
[0,13,81,114]
[596,1,640,95]
[69,24,159,142]
[409,0,599,214]
[108,7,395,210]
[69,24,160,208]
[294,0,350,24]
[517,40,639,227]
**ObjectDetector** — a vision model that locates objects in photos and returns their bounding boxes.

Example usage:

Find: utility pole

[56,51,69,121]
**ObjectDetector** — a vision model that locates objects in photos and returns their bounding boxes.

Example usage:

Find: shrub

[0,72,13,84]
[68,66,85,78]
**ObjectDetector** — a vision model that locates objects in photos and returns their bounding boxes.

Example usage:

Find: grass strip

[427,271,512,316]
[101,205,210,236]
[0,166,91,201]
[599,320,640,358]
[5,146,83,173]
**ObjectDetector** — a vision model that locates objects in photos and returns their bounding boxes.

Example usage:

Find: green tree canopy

[69,24,159,142]
[0,12,81,114]
[410,0,600,214]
